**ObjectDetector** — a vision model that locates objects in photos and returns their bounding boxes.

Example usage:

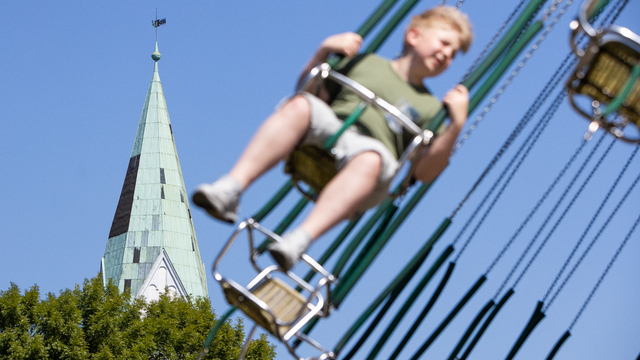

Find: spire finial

[151,10,166,61]
[152,42,161,61]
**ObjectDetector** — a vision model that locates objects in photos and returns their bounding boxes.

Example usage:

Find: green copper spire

[102,43,208,299]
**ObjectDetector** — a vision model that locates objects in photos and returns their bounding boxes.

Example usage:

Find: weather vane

[151,9,166,42]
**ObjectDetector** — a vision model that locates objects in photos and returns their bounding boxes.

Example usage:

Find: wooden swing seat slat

[285,145,338,198]
[575,41,640,126]
[221,277,310,339]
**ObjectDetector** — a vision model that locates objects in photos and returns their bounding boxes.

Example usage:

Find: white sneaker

[268,228,313,271]
[192,175,241,224]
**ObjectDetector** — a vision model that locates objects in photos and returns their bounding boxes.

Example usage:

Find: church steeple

[101,42,208,299]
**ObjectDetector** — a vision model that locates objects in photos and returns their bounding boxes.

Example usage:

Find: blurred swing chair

[213,62,435,360]
[213,218,336,360]
[567,0,640,143]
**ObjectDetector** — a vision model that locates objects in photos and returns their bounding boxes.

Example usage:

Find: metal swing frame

[567,0,640,143]
[213,218,337,360]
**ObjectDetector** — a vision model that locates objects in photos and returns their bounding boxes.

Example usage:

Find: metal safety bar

[307,63,431,137]
[212,218,336,360]
[288,63,435,199]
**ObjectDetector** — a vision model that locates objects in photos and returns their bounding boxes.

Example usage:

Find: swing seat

[567,0,640,142]
[213,219,336,359]
[221,277,313,339]
[568,34,640,124]
[285,145,338,199]
[286,63,434,200]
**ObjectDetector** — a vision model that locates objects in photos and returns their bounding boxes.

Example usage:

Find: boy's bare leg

[268,151,382,270]
[193,95,311,223]
[229,95,312,190]
[300,151,382,238]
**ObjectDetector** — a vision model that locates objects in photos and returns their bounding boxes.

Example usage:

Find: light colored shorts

[298,92,398,210]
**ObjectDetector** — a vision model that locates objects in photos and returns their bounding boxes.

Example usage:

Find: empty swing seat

[213,219,336,359]
[567,0,640,142]
[221,277,312,339]
[569,35,640,125]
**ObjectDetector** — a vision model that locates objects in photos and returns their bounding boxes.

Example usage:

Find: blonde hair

[402,6,473,54]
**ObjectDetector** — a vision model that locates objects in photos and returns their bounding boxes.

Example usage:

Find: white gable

[137,248,188,301]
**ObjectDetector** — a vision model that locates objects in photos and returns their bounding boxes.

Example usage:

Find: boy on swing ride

[194,6,473,271]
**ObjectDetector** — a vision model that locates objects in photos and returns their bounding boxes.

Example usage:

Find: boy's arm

[413,84,469,183]
[296,32,363,98]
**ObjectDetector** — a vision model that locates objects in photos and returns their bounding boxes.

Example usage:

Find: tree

[0,276,276,360]
[0,284,48,359]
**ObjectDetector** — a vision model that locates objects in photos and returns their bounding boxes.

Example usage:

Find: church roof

[102,42,208,299]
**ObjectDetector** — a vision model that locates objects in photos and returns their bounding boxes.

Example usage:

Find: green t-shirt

[330,54,443,159]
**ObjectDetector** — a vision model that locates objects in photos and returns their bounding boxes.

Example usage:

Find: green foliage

[0,277,276,360]
[0,284,48,359]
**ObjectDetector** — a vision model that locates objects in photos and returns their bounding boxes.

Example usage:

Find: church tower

[101,42,208,300]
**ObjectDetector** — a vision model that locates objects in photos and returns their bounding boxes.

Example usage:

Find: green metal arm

[546,331,571,360]
[505,301,546,360]
[409,275,487,360]
[365,245,454,360]
[389,260,455,360]
[460,288,514,359]
[447,300,495,360]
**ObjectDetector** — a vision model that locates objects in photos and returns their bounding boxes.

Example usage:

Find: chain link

[460,0,529,83]
[453,0,573,153]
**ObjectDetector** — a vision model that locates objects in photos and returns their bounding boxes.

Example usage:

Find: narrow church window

[180,191,184,203]
[161,186,165,199]
[160,168,166,184]
[133,247,141,263]
[124,279,131,293]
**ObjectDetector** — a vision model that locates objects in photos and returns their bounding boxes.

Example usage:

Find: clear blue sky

[2,1,639,359]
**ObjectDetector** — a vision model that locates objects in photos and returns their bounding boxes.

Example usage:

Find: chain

[541,142,639,305]
[453,0,573,153]
[459,0,529,83]
[568,205,640,331]
[544,165,640,311]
